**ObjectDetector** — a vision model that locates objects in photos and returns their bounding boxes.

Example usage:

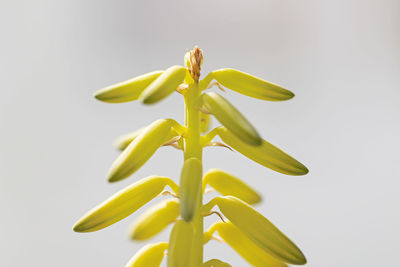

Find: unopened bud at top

[185,46,203,81]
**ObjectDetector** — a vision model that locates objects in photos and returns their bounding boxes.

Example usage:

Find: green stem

[184,82,203,267]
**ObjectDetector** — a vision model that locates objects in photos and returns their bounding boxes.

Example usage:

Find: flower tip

[130,231,143,241]
[249,135,263,146]
[93,91,101,100]
[72,221,86,233]
[107,168,128,183]
[92,89,108,102]
[251,194,262,205]
[141,96,157,105]
[294,251,307,265]
[297,164,309,176]
[107,174,122,183]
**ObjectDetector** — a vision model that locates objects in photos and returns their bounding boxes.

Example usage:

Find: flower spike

[76,46,310,266]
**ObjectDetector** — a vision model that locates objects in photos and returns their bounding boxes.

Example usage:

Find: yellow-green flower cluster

[73,46,309,267]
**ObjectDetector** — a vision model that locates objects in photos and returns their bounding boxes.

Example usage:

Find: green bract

[74,46,309,267]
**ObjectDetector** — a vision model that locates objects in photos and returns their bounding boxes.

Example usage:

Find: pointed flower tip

[294,164,309,176]
[298,254,307,265]
[250,135,263,146]
[92,88,106,101]
[93,91,101,100]
[107,172,123,183]
[72,223,82,233]
[72,219,92,233]
[283,90,295,100]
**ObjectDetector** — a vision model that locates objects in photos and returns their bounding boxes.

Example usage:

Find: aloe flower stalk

[73,46,309,267]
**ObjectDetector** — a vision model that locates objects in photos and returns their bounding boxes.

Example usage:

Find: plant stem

[184,82,203,267]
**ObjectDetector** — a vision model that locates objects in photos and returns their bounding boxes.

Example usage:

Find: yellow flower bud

[130,198,179,240]
[215,196,306,265]
[179,157,203,221]
[139,65,187,104]
[217,127,308,176]
[203,168,261,204]
[73,175,178,232]
[168,220,194,267]
[94,70,163,103]
[125,242,168,267]
[108,119,178,182]
[202,92,262,146]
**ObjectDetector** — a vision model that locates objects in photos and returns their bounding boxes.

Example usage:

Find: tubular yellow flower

[139,65,187,104]
[108,119,178,182]
[215,196,306,265]
[201,92,262,146]
[125,242,168,267]
[179,157,203,221]
[209,222,287,267]
[168,220,194,267]
[73,175,178,233]
[202,168,261,204]
[217,127,309,176]
[130,198,179,240]
[94,70,164,103]
[200,68,294,101]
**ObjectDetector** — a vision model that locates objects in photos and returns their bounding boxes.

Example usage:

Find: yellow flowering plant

[73,46,309,267]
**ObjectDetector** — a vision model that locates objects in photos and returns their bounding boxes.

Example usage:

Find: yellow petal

[73,175,178,232]
[203,259,232,267]
[213,222,287,267]
[94,71,163,103]
[200,112,211,133]
[167,220,194,267]
[130,198,179,240]
[202,92,261,146]
[179,158,203,221]
[125,242,168,267]
[108,119,178,182]
[114,127,145,151]
[204,68,294,101]
[215,196,306,265]
[217,127,308,176]
[203,168,261,204]
[139,65,187,104]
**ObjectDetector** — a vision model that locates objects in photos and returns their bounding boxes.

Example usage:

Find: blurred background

[1,0,399,266]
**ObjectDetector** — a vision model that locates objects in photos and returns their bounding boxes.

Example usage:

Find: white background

[1,0,399,266]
